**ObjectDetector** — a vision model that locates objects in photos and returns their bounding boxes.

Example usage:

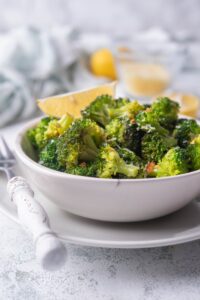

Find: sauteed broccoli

[27,95,200,178]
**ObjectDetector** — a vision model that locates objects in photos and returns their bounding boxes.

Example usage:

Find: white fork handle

[7,176,67,271]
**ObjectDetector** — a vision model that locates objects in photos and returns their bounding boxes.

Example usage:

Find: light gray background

[0,1,200,299]
[0,0,199,36]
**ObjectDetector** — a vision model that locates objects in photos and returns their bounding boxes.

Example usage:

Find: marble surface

[0,210,200,300]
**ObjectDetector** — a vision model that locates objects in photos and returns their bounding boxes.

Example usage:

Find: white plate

[1,164,200,248]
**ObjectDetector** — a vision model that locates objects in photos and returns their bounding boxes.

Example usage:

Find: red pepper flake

[146,162,156,174]
[79,162,87,168]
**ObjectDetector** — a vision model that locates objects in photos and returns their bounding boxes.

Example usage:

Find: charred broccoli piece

[96,144,139,178]
[156,147,188,177]
[116,147,141,166]
[57,118,105,168]
[66,162,97,177]
[141,132,177,163]
[112,97,130,108]
[143,103,151,109]
[39,139,61,171]
[151,97,179,129]
[187,135,200,170]
[116,147,147,178]
[173,118,200,148]
[105,116,143,153]
[135,110,169,136]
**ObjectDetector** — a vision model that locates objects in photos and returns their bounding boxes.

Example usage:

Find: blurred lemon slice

[90,48,117,80]
[37,81,117,118]
[166,92,199,118]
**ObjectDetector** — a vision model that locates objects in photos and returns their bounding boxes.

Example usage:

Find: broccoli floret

[105,116,143,153]
[57,118,105,168]
[27,114,73,151]
[151,97,180,129]
[135,98,179,135]
[44,114,74,139]
[81,95,115,127]
[27,117,54,150]
[187,135,200,170]
[109,101,144,119]
[116,147,141,166]
[66,162,97,177]
[113,97,130,108]
[39,139,61,171]
[143,103,151,109]
[81,95,141,127]
[141,132,177,163]
[173,119,200,148]
[96,144,139,178]
[135,110,169,136]
[156,147,188,177]
[116,146,147,178]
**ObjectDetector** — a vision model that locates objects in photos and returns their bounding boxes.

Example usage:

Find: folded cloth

[0,26,109,127]
[0,27,71,126]
[0,26,79,79]
[0,69,34,127]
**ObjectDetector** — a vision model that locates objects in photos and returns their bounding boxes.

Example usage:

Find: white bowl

[14,118,200,222]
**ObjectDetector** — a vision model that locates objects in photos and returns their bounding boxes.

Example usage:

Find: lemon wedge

[37,81,117,118]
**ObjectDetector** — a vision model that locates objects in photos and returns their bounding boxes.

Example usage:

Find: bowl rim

[15,116,200,183]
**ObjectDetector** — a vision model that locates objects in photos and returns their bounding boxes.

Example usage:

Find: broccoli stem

[80,135,99,161]
[118,162,139,178]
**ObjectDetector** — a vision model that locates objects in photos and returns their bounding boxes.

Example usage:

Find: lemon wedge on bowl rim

[37,81,117,118]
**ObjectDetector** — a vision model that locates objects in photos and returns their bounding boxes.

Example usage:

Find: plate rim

[0,200,200,249]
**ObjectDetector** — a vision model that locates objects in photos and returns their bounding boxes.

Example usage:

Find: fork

[0,136,67,271]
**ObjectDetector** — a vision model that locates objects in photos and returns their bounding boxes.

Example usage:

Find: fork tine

[0,141,4,159]
[0,136,15,159]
